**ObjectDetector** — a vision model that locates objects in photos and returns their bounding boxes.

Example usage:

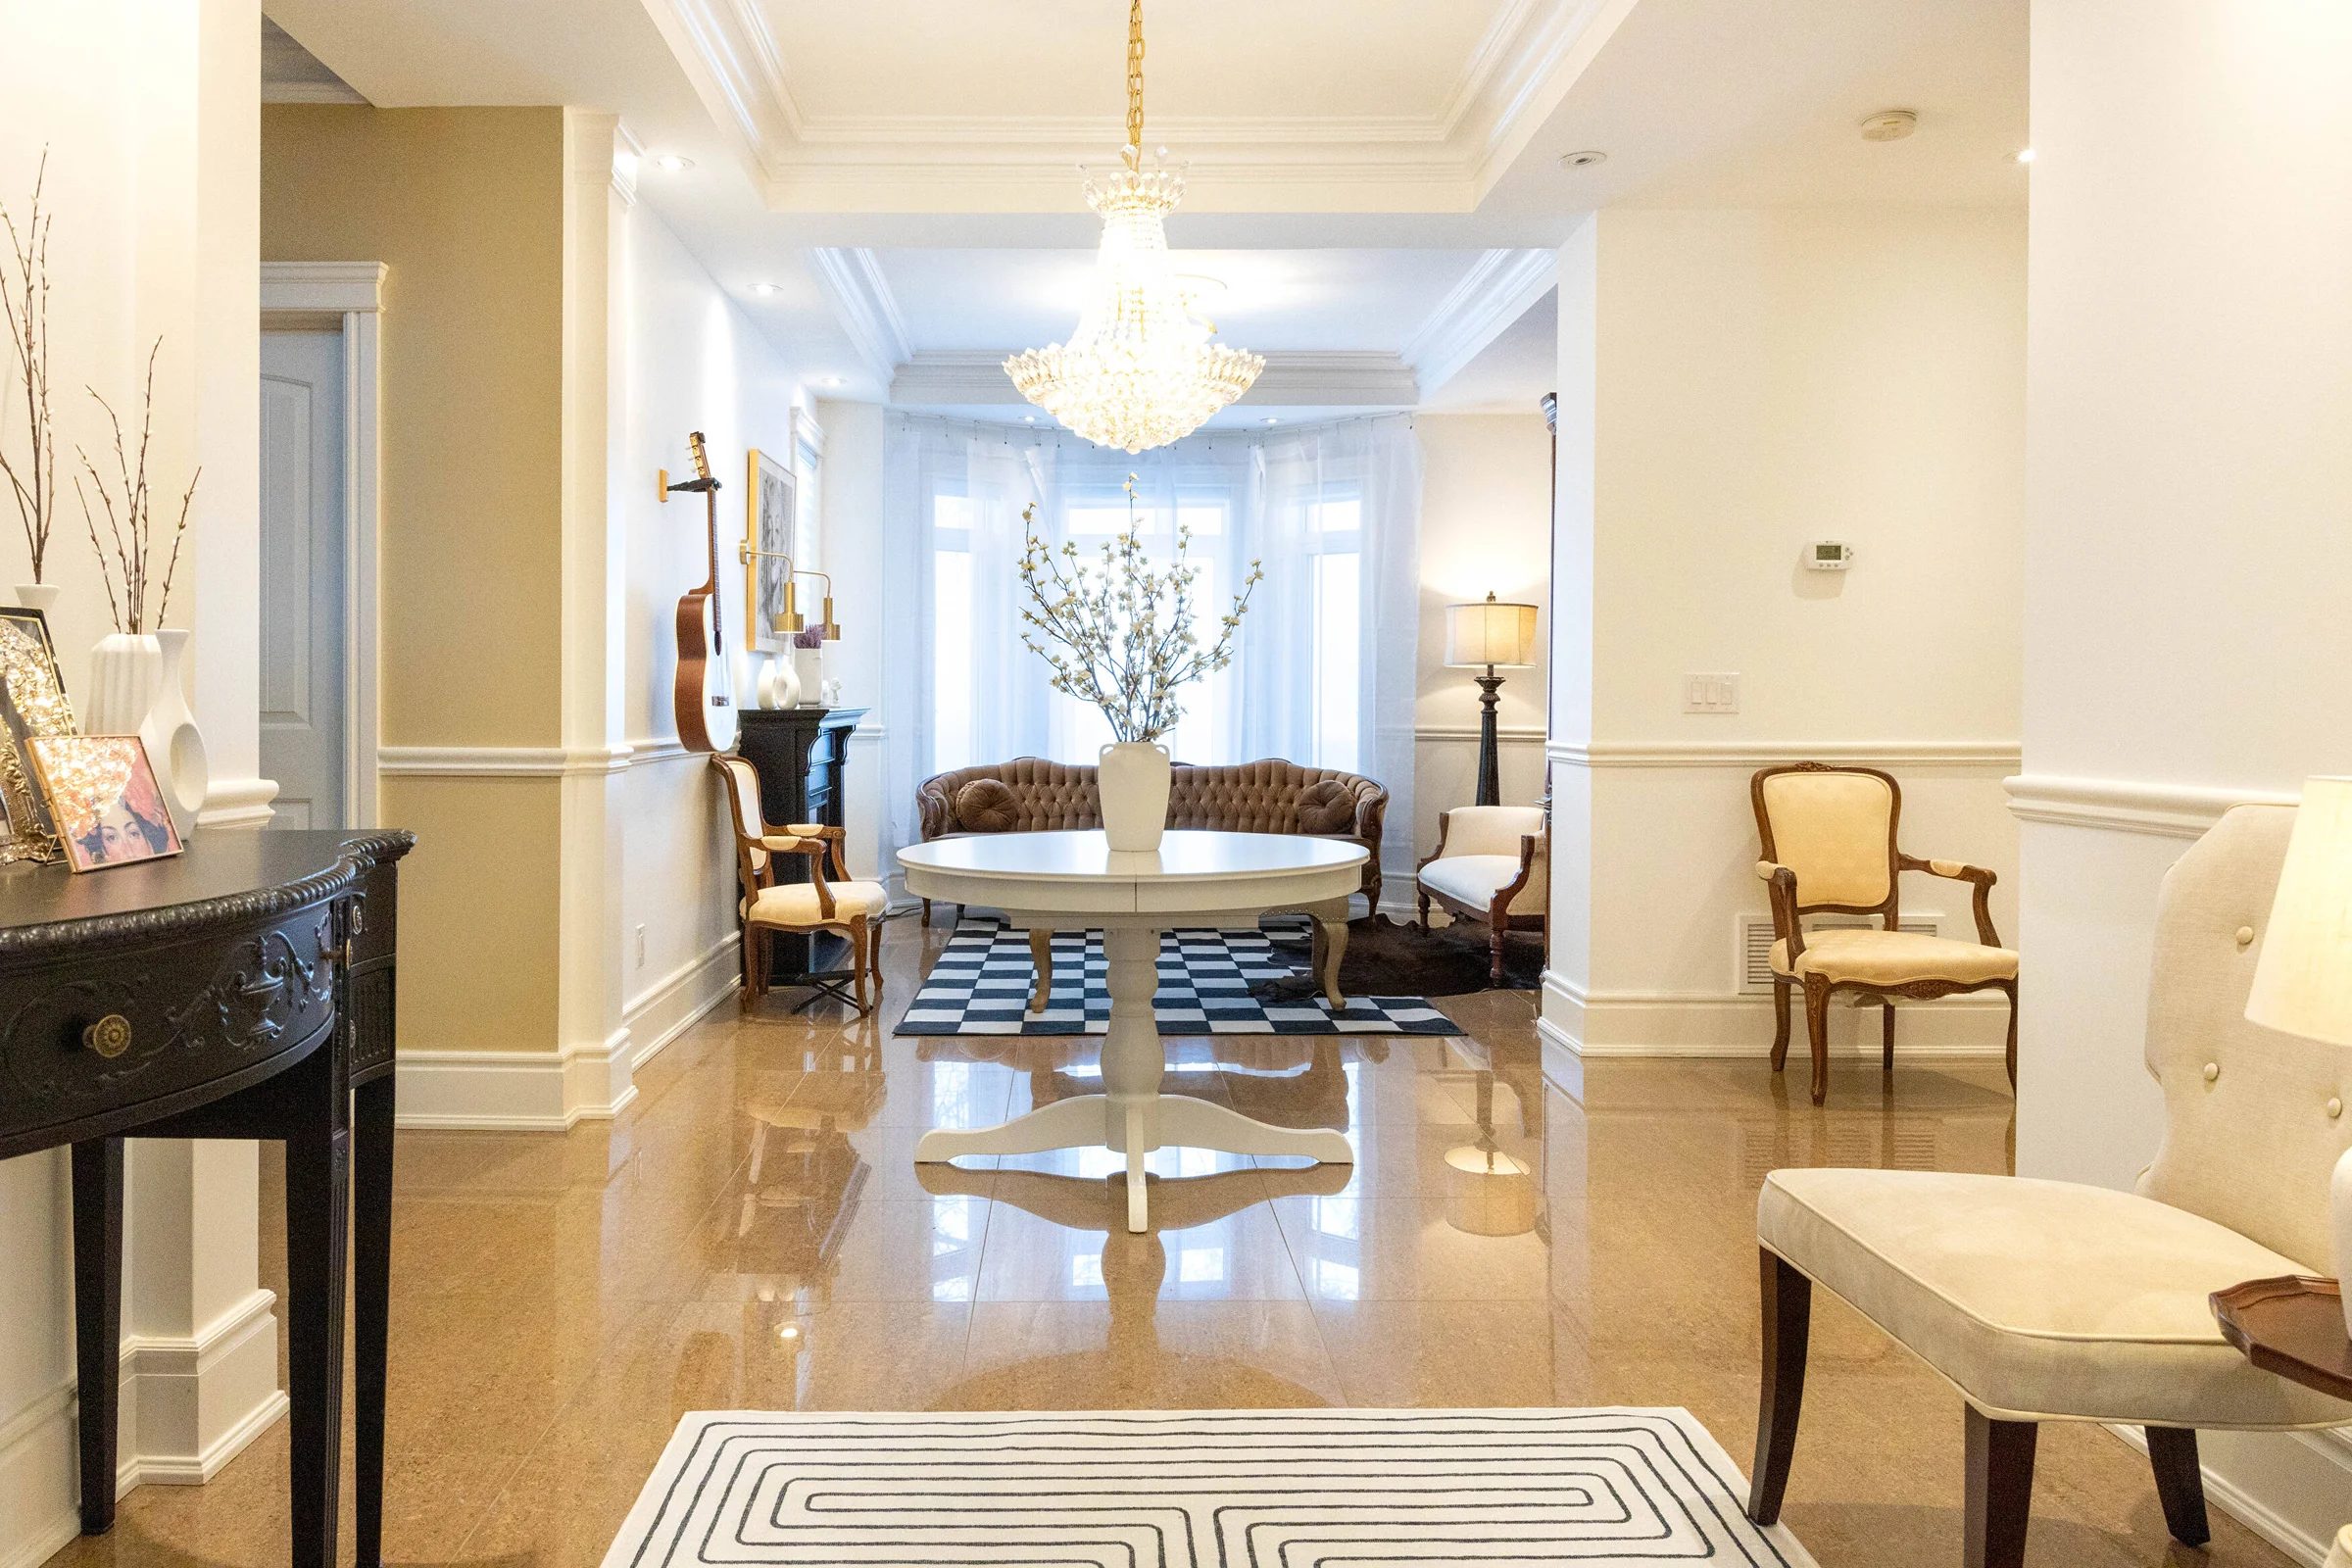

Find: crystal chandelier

[1004,0,1263,455]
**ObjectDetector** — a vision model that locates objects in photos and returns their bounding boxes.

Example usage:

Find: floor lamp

[1445,591,1540,807]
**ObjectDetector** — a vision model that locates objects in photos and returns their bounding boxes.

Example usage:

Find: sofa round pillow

[955,778,1022,833]
[1295,779,1355,834]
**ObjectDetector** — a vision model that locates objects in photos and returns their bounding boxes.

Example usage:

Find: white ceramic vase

[141,629,207,839]
[758,656,803,710]
[1098,740,1172,852]
[14,583,60,617]
[85,632,162,736]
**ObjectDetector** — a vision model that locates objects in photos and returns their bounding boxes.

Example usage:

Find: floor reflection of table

[898,830,1366,1231]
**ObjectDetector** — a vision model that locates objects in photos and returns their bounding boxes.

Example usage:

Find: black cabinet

[733,707,865,983]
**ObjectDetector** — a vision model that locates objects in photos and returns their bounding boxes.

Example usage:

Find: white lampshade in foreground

[1445,594,1540,669]
[2247,777,2352,1045]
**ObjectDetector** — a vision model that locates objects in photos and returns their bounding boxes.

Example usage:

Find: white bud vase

[757,656,802,710]
[141,629,207,839]
[1098,740,1172,853]
[85,632,162,737]
[14,583,60,617]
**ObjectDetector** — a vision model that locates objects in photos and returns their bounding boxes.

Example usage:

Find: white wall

[813,398,886,879]
[614,198,811,1063]
[0,2,271,1559]
[1413,412,1552,885]
[2017,2,2352,1555]
[1546,206,2027,1057]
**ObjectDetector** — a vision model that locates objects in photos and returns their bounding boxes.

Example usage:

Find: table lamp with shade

[2244,775,2352,1336]
[1445,591,1540,807]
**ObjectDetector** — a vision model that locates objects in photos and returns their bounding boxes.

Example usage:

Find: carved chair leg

[1747,1249,1811,1526]
[2003,980,2019,1091]
[2146,1427,2210,1546]
[1882,1001,1897,1072]
[739,921,758,1013]
[1770,977,1791,1071]
[1417,890,1430,928]
[1488,904,1508,986]
[1963,1406,2038,1568]
[1802,975,1833,1106]
[871,918,886,1000]
[849,917,870,1014]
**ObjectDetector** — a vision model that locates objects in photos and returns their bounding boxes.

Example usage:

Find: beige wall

[262,106,566,1052]
[1414,411,1553,868]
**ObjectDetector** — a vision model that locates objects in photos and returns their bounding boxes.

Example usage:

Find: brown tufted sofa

[916,757,1388,914]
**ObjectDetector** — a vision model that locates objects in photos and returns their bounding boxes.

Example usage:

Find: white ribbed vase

[1098,741,1172,853]
[85,632,162,736]
[141,629,207,838]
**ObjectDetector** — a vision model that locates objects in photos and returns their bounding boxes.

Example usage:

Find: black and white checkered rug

[602,1408,1817,1567]
[896,919,1464,1037]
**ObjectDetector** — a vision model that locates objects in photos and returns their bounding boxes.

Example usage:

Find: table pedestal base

[912,922,1355,1231]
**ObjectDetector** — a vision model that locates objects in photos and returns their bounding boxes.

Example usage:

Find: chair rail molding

[2004,773,2299,840]
[1548,740,2024,769]
[1416,723,1546,745]
[377,745,635,777]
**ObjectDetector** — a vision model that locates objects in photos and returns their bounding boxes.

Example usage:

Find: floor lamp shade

[2247,776,2352,1046]
[1444,593,1539,806]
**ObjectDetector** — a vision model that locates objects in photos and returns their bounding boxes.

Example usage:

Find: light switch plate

[1684,672,1740,714]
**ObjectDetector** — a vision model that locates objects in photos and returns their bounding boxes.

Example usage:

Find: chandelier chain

[1125,0,1147,160]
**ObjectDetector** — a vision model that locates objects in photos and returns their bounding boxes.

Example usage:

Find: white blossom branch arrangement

[75,338,196,635]
[1017,474,1262,743]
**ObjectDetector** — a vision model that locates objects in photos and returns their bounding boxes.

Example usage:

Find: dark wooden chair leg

[1416,889,1430,928]
[2003,980,2019,1090]
[1488,905,1508,986]
[1882,1001,1897,1071]
[1770,976,1791,1071]
[1747,1249,1812,1526]
[70,1137,124,1536]
[2145,1427,2210,1546]
[921,897,933,926]
[353,1073,396,1568]
[1803,975,1833,1105]
[1963,1405,2037,1568]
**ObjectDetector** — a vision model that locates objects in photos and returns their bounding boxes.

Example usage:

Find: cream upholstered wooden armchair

[1746,805,2352,1567]
[1752,762,2018,1104]
[1417,806,1547,985]
[710,755,886,1015]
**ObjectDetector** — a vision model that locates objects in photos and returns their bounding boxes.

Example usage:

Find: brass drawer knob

[83,1014,132,1058]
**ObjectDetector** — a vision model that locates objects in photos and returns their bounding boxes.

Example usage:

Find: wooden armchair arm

[760,835,843,918]
[1901,855,2001,947]
[1756,859,1804,965]
[1418,811,1453,873]
[1489,831,1547,914]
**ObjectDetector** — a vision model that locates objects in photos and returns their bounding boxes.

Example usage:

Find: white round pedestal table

[898,829,1367,1231]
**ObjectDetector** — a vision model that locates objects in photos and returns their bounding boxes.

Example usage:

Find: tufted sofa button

[2235,926,2255,948]
[2202,1062,2220,1083]
[2331,1098,2344,1120]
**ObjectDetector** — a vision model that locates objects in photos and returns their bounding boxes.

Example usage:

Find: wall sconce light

[737,544,841,640]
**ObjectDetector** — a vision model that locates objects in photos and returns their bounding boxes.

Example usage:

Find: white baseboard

[0,1384,77,1568]
[117,1287,286,1489]
[2103,1424,2352,1567]
[1537,972,2010,1058]
[624,934,742,1074]
[396,1029,635,1131]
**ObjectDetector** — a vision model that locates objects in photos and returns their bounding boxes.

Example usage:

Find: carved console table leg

[283,1046,350,1568]
[351,1072,395,1568]
[70,1137,123,1536]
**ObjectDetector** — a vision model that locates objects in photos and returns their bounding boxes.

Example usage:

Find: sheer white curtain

[881,413,1421,891]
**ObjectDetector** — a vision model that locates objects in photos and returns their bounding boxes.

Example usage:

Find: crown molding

[1401,249,1557,395]
[1547,740,2025,769]
[644,0,1638,213]
[807,248,911,381]
[890,349,1418,409]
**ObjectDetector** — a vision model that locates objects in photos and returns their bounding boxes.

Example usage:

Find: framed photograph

[745,446,798,656]
[27,734,183,872]
[0,606,76,862]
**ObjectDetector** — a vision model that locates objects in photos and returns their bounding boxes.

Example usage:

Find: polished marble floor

[47,915,2291,1568]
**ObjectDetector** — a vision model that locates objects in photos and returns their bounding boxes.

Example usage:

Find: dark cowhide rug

[1254,913,1543,1002]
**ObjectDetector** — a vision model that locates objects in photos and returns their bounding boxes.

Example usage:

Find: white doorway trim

[260,262,383,828]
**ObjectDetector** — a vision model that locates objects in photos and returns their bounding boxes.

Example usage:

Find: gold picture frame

[28,733,183,872]
[0,606,76,863]
[746,447,797,656]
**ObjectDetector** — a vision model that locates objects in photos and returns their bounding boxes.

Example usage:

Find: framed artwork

[28,734,183,872]
[0,606,76,862]
[746,446,798,656]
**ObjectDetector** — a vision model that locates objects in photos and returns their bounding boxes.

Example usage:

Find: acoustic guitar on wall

[670,431,738,753]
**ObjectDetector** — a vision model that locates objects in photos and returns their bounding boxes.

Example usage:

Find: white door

[259,329,346,830]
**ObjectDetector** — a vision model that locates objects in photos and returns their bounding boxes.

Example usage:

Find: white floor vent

[1737,912,1941,995]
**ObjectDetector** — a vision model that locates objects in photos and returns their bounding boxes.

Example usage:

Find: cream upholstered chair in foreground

[1746,806,2352,1567]
[1416,806,1547,985]
[1752,761,2019,1104]
[710,755,886,1015]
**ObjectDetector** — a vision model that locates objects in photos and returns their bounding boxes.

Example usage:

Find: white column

[1538,216,1597,1066]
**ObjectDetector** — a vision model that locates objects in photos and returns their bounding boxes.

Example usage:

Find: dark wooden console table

[0,828,412,1568]
[734,706,866,998]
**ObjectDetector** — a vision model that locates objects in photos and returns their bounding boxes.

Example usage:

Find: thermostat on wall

[1807,541,1856,570]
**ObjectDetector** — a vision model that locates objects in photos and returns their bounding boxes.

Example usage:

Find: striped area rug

[602,1408,1816,1567]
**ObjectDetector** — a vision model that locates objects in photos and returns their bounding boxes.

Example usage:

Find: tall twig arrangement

[1017,474,1261,743]
[75,338,196,634]
[0,149,57,582]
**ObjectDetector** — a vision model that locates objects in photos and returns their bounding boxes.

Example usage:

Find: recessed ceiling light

[818,375,843,387]
[1561,150,1607,170]
[1858,110,1918,142]
[752,282,779,295]
[2015,147,2037,164]
[1264,417,1280,425]
[655,154,694,172]
[1023,415,1037,422]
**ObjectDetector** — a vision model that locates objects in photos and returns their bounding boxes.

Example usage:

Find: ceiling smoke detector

[1858,110,1918,142]
[1561,150,1607,169]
